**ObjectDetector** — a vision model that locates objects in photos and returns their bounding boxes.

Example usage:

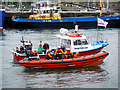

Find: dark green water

[1,28,118,88]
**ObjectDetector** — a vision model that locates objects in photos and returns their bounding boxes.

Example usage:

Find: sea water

[0,28,119,88]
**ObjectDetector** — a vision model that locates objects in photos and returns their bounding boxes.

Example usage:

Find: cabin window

[43,10,50,14]
[57,7,60,9]
[61,39,71,48]
[46,10,49,13]
[54,10,58,13]
[74,39,88,45]
[43,10,46,14]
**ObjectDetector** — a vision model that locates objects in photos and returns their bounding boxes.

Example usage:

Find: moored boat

[11,1,120,29]
[19,51,109,68]
[12,15,120,29]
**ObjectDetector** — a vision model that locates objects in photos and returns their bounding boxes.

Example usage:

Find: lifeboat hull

[19,51,109,68]
[13,54,27,63]
[12,50,27,63]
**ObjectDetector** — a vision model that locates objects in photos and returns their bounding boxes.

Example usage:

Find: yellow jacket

[55,48,64,55]
[47,52,52,57]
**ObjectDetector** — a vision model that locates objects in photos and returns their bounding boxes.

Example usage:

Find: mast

[11,0,13,10]
[6,0,8,7]
[88,0,90,9]
[19,0,22,10]
[93,0,95,8]
[107,0,109,10]
[100,0,102,16]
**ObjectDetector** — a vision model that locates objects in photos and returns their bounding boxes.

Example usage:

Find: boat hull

[13,54,27,64]
[12,16,120,29]
[19,51,109,68]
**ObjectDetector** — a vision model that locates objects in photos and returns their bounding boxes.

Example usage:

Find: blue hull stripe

[13,16,120,23]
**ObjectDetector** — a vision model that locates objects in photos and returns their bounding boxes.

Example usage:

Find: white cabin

[56,34,90,53]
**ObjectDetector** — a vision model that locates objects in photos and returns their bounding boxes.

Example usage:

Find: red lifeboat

[19,51,109,68]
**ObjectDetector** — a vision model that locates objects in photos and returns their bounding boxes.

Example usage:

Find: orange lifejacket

[67,34,82,37]
[30,51,37,55]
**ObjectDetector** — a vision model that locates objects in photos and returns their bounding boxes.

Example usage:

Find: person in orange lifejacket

[65,49,73,59]
[54,46,64,59]
[46,50,53,60]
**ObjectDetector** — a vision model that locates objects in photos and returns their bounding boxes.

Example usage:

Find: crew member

[25,41,29,51]
[46,50,53,60]
[43,42,49,54]
[54,46,64,59]
[29,41,33,50]
[61,44,66,52]
[20,45,24,54]
[16,47,20,53]
[65,49,73,59]
[38,44,43,54]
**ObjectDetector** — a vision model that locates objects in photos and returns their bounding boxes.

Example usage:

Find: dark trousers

[54,54,62,59]
[29,48,32,50]
[66,55,73,59]
[44,50,47,54]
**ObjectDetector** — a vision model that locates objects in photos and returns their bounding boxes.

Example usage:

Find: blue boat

[0,9,5,35]
[12,16,120,29]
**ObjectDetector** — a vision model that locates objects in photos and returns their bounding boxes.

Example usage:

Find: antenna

[75,25,79,31]
[75,25,79,33]
[21,36,24,43]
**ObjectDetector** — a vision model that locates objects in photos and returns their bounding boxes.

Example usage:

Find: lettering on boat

[34,67,42,68]
[69,64,76,67]
[99,59,103,61]
[74,47,88,49]
[43,20,52,22]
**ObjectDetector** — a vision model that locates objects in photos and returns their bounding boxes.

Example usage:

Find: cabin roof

[40,6,58,10]
[40,7,53,10]
[56,34,87,40]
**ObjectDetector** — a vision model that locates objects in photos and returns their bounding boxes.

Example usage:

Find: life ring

[31,17,35,19]
[12,15,15,19]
